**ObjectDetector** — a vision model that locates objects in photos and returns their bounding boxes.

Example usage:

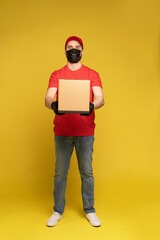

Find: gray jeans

[53,135,95,215]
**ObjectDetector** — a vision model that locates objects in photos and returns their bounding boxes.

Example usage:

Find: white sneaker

[85,213,101,227]
[46,211,62,227]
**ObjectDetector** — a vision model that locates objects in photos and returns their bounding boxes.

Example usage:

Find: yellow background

[0,0,160,239]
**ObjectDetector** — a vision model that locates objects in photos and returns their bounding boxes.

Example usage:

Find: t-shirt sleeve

[47,71,58,89]
[91,70,103,88]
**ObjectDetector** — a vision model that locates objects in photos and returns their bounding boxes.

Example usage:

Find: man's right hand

[51,101,65,115]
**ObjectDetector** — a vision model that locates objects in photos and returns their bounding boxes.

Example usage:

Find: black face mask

[66,48,82,63]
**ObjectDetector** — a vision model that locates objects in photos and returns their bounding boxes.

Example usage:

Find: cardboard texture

[58,79,90,113]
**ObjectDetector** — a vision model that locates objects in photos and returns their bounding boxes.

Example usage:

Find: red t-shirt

[47,64,102,136]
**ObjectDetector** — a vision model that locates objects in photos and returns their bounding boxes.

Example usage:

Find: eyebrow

[67,45,81,48]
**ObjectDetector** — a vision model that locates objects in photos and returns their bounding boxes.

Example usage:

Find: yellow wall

[0,0,160,239]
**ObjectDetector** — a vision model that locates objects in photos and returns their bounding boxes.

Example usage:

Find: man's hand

[80,102,94,116]
[51,101,65,115]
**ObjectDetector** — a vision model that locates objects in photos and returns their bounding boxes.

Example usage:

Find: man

[45,36,104,227]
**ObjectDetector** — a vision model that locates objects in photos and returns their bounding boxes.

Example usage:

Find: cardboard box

[58,79,90,113]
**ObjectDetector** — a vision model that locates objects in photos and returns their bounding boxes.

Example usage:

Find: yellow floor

[1,180,160,240]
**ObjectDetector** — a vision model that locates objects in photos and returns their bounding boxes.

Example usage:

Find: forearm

[93,96,104,110]
[45,97,54,110]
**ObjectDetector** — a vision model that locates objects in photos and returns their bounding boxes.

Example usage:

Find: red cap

[65,36,83,49]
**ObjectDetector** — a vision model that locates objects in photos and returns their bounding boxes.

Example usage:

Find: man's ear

[81,49,84,55]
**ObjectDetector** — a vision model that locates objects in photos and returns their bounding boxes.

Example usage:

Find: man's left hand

[80,102,94,116]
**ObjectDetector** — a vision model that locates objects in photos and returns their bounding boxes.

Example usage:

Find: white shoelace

[88,213,99,221]
[53,212,59,215]
[52,211,60,217]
